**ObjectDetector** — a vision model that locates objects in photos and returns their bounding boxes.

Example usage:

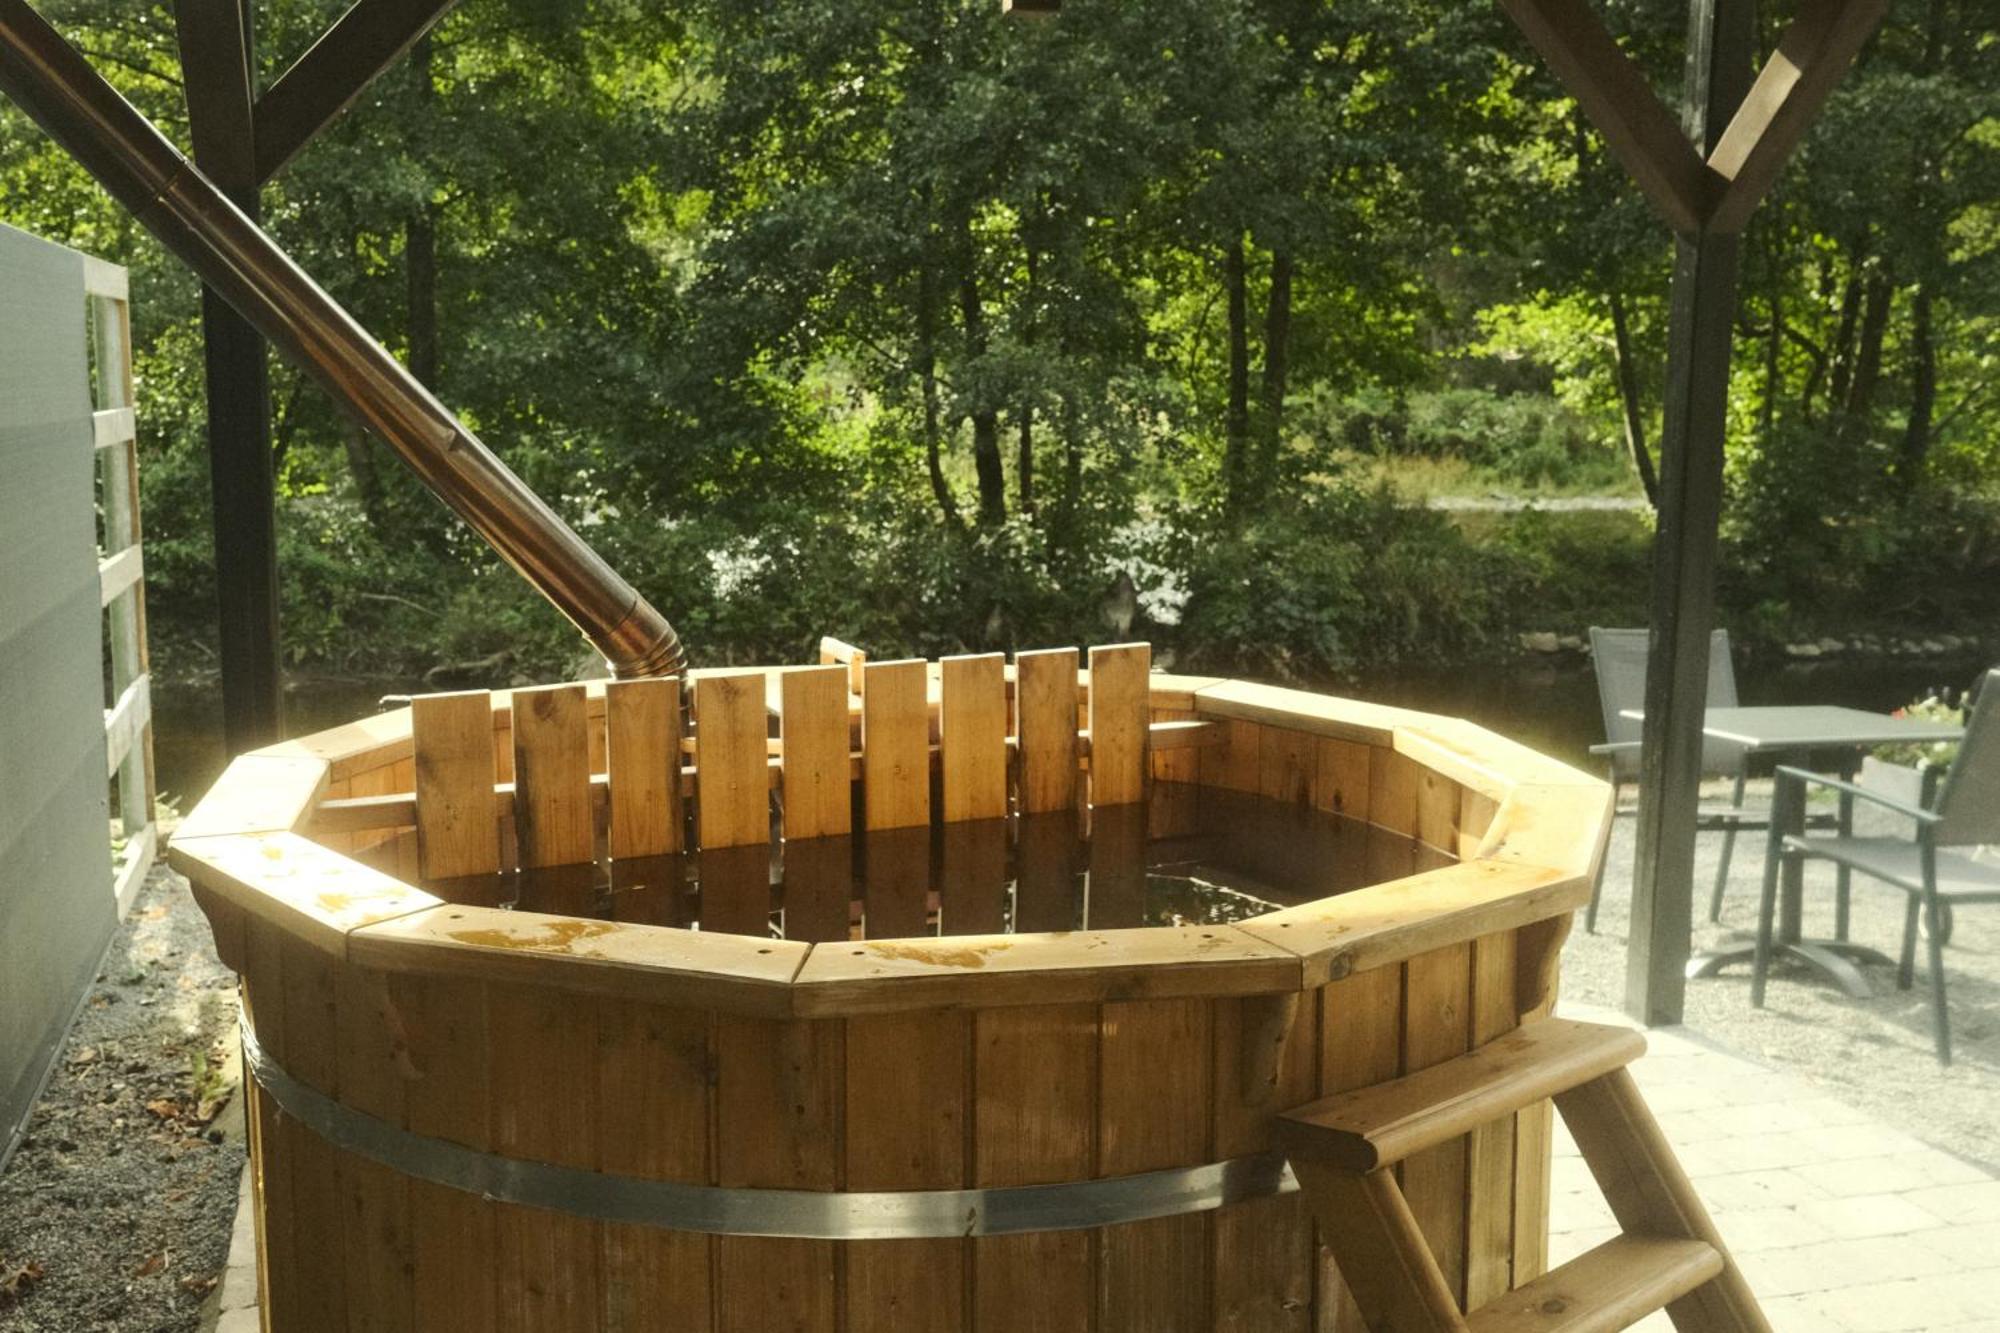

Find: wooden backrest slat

[862,659,931,832]
[1016,647,1080,815]
[1088,643,1151,807]
[411,690,501,881]
[511,684,593,869]
[605,677,682,860]
[781,664,853,841]
[818,635,868,697]
[940,653,1008,823]
[696,672,771,850]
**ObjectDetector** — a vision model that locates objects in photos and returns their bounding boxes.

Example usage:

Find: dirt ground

[0,863,244,1333]
[1570,786,2000,1174]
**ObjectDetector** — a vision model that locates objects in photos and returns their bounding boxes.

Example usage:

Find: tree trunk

[1608,291,1660,507]
[1224,236,1250,516]
[956,221,1006,526]
[1017,408,1034,516]
[1760,277,1781,445]
[1841,264,1893,426]
[917,265,963,531]
[405,33,439,386]
[1902,283,1935,476]
[1257,248,1293,486]
[1824,265,1864,411]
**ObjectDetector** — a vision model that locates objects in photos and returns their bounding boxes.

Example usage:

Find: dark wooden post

[1624,0,1754,1024]
[177,0,281,752]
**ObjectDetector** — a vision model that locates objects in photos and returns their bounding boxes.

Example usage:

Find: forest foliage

[1,0,1995,683]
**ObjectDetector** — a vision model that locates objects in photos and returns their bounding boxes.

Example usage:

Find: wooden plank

[1460,789,1502,859]
[240,920,300,1330]
[1211,987,1316,1331]
[781,664,853,840]
[97,543,143,606]
[1087,643,1150,807]
[1201,719,1261,795]
[973,1004,1098,1331]
[412,690,501,881]
[168,831,440,959]
[112,823,157,919]
[1705,0,1892,233]
[1315,737,1373,822]
[172,753,329,841]
[819,634,868,695]
[697,672,771,849]
[940,653,1008,822]
[1260,725,1316,808]
[81,254,127,300]
[1370,747,1421,838]
[511,684,593,869]
[490,980,602,1332]
[1191,680,1412,747]
[862,659,931,831]
[597,998,713,1332]
[351,903,804,1016]
[1288,1165,1464,1333]
[1417,769,1461,856]
[715,1016,841,1331]
[1098,997,1211,1331]
[844,1010,969,1329]
[1401,943,1475,1307]
[102,674,150,778]
[1466,1236,1722,1333]
[1315,963,1405,1332]
[279,939,348,1326]
[335,965,414,1330]
[1497,0,1715,234]
[1016,647,1081,814]
[792,923,1299,1017]
[1466,932,1522,1309]
[389,972,497,1333]
[606,677,682,860]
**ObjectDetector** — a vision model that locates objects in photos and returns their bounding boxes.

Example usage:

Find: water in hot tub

[416,782,1440,941]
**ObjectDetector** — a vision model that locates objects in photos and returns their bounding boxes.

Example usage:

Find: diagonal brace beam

[1703,0,1889,233]
[253,0,460,183]
[1499,0,1717,235]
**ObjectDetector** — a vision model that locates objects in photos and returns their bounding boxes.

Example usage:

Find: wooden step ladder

[1279,1018,1771,1333]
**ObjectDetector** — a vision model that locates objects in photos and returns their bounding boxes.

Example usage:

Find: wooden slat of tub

[697,672,771,850]
[606,677,682,860]
[1259,725,1315,808]
[782,664,853,840]
[390,972,497,1333]
[241,919,299,1332]
[1416,767,1461,857]
[845,1009,969,1329]
[512,684,593,869]
[940,653,1007,822]
[1098,996,1211,1330]
[1316,963,1404,1332]
[413,690,501,880]
[973,1004,1098,1331]
[1201,718,1261,795]
[716,1016,841,1332]
[1400,942,1474,1308]
[1088,643,1150,807]
[1465,930,1521,1308]
[1314,738,1372,823]
[491,980,602,1332]
[335,965,414,1330]
[1460,788,1502,858]
[861,824,931,939]
[1369,746,1421,838]
[1212,992,1316,1331]
[1149,707,1201,840]
[940,818,1008,936]
[599,999,713,1332]
[861,659,930,831]
[1015,647,1079,815]
[280,938,348,1326]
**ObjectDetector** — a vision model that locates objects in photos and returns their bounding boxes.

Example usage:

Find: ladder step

[1279,1018,1645,1171]
[1467,1235,1723,1333]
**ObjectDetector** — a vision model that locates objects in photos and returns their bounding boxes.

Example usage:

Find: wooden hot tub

[171,643,1610,1331]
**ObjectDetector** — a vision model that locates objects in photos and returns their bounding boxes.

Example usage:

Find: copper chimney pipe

[0,0,685,678]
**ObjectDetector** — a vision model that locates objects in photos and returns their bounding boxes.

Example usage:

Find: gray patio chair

[1585,627,1761,932]
[1757,668,2000,1065]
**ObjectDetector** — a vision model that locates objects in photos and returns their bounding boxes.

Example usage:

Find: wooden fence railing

[88,255,156,914]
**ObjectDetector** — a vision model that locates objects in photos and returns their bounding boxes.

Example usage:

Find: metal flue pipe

[0,0,685,678]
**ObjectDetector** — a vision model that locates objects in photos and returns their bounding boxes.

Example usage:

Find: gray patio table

[1617,705,1966,997]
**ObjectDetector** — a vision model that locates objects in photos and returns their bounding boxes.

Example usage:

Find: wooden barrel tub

[171,643,1610,1331]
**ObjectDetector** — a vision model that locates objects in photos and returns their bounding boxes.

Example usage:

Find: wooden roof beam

[253,0,461,184]
[1703,0,1889,234]
[173,0,255,188]
[1499,0,1717,236]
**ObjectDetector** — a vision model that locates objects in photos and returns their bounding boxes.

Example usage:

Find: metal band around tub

[241,1017,1299,1240]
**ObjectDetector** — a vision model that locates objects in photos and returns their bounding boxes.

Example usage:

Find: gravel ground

[1571,783,2000,1173]
[0,863,245,1333]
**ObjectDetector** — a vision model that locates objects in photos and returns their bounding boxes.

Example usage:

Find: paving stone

[1800,1277,1982,1331]
[1696,1168,1835,1212]
[1708,1205,1838,1253]
[1736,1235,1959,1298]
[1757,1294,1851,1332]
[1904,1180,2000,1224]
[1913,1219,2000,1268]
[1794,1192,1949,1239]
[1793,1151,1990,1199]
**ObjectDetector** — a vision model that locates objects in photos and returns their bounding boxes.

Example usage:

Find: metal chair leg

[1922,888,1952,1066]
[1708,772,1747,923]
[1898,896,1920,991]
[1751,840,1784,1010]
